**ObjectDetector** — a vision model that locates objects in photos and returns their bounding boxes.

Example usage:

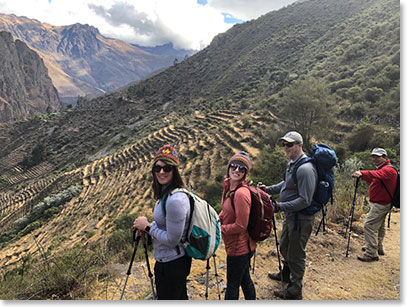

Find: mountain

[0,31,61,123]
[125,0,399,119]
[0,14,188,103]
[134,42,196,59]
[0,0,399,299]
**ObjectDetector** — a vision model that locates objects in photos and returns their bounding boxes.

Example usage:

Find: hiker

[352,147,398,262]
[258,131,317,300]
[133,145,192,300]
[219,152,256,300]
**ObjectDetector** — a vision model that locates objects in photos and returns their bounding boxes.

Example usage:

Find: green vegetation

[19,144,47,170]
[0,186,82,248]
[0,243,110,300]
[107,213,153,263]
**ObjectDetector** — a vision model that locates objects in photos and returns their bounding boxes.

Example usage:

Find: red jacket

[361,160,398,205]
[219,178,256,256]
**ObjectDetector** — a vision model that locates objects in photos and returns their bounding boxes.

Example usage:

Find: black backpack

[380,165,400,208]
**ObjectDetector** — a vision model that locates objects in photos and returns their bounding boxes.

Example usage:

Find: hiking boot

[362,246,385,255]
[274,289,302,300]
[357,255,379,262]
[268,271,290,283]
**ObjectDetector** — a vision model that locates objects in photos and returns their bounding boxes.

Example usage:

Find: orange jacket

[219,178,256,256]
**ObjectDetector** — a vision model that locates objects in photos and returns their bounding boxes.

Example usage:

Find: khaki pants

[364,202,391,257]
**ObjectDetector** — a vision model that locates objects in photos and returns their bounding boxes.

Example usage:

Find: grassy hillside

[0,0,399,299]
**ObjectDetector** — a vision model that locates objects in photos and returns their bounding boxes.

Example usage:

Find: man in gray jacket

[258,131,317,300]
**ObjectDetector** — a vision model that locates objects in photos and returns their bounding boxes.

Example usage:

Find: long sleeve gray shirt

[266,153,317,219]
[148,191,190,262]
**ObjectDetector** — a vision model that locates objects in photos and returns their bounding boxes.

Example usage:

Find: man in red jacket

[352,148,398,262]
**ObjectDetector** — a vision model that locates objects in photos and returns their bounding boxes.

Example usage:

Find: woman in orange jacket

[219,152,256,300]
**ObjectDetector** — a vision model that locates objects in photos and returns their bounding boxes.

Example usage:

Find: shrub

[3,186,82,246]
[364,87,383,102]
[107,230,128,254]
[250,145,287,188]
[0,244,110,299]
[348,102,366,118]
[328,157,368,224]
[241,115,252,129]
[19,221,43,237]
[347,124,376,152]
[197,180,223,213]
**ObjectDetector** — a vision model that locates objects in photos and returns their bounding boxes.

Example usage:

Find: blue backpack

[292,144,337,215]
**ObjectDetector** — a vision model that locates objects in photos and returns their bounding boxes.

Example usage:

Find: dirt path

[94,210,400,301]
[250,210,400,300]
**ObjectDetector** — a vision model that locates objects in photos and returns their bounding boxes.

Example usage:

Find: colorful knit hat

[154,145,179,166]
[228,151,251,171]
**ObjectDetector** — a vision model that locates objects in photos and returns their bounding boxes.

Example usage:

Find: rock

[0,31,61,122]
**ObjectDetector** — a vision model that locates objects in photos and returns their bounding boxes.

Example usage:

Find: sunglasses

[153,164,173,173]
[229,163,248,172]
[281,142,295,148]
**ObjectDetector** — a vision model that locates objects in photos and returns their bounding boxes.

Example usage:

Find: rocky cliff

[0,14,192,102]
[0,31,61,122]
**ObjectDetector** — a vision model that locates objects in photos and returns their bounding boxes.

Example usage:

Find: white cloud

[207,0,297,20]
[0,0,292,50]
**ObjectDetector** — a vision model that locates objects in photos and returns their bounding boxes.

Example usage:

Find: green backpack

[162,188,221,260]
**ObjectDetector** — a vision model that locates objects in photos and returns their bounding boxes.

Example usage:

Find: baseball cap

[371,148,387,157]
[280,131,303,144]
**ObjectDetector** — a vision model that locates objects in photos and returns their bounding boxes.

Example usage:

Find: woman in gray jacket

[134,145,191,300]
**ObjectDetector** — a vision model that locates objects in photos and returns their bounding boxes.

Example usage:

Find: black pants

[154,255,192,300]
[225,252,256,300]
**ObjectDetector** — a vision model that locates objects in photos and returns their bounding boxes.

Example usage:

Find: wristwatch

[144,225,151,233]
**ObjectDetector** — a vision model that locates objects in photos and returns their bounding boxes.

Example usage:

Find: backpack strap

[160,188,193,253]
[378,165,397,204]
[228,183,249,211]
[291,157,312,185]
[161,188,191,216]
[228,183,253,251]
[290,157,312,231]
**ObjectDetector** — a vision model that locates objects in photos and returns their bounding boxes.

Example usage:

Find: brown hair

[152,160,185,199]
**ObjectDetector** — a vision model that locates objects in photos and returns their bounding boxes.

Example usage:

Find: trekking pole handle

[133,229,139,241]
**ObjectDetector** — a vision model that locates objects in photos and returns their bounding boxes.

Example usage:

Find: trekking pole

[120,230,141,300]
[212,255,221,300]
[345,176,360,257]
[387,208,392,228]
[143,234,157,299]
[315,203,329,236]
[343,206,352,239]
[271,202,285,299]
[205,258,210,300]
[315,206,325,236]
[252,250,256,274]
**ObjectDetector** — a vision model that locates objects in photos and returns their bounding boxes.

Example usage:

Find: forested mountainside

[0,31,61,123]
[0,13,191,102]
[0,0,399,299]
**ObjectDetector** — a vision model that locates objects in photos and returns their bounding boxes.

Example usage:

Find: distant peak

[67,23,100,35]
